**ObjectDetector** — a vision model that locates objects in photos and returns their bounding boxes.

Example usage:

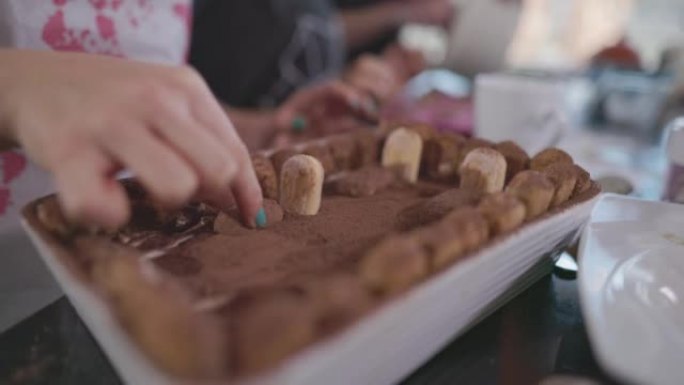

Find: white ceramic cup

[475,73,569,155]
[444,0,522,76]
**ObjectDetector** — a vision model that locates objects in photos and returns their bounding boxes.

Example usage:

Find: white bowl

[579,194,684,385]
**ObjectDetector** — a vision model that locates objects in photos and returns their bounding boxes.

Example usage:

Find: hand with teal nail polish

[255,207,267,229]
[344,54,402,104]
[291,116,307,134]
[274,80,375,137]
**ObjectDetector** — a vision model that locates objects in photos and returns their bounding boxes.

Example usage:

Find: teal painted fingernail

[255,207,267,229]
[291,116,307,134]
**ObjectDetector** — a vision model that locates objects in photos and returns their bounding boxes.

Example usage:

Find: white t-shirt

[0,0,191,332]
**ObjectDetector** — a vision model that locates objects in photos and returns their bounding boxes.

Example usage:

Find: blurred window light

[507,0,634,70]
[399,0,684,74]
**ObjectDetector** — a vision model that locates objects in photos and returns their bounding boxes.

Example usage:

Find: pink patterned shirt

[0,0,191,331]
[0,0,191,227]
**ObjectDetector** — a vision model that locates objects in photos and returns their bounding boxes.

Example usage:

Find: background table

[0,273,622,385]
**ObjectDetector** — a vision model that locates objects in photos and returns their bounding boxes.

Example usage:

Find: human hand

[274,80,378,138]
[382,44,427,83]
[344,54,402,103]
[0,49,263,229]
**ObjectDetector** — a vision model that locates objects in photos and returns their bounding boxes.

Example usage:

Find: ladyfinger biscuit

[303,143,336,175]
[456,138,495,167]
[302,273,374,332]
[459,148,507,193]
[412,221,467,272]
[280,155,325,215]
[382,127,424,183]
[495,141,530,182]
[406,123,437,141]
[328,136,357,172]
[573,165,591,196]
[36,198,76,238]
[270,149,298,175]
[251,154,279,200]
[505,170,555,219]
[542,162,578,207]
[422,133,464,181]
[261,199,285,224]
[530,148,573,171]
[477,192,527,235]
[233,291,316,374]
[353,131,380,168]
[442,207,490,252]
[381,122,436,141]
[90,256,228,379]
[328,166,398,197]
[359,236,429,295]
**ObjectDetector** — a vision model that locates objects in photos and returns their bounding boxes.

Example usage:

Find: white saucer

[579,194,684,385]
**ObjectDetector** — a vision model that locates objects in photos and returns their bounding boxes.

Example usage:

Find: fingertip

[231,169,263,229]
[291,115,308,134]
[255,207,267,229]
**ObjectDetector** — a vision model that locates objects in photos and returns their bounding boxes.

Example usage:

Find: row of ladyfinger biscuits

[251,125,458,203]
[251,125,590,209]
[378,125,592,209]
[250,124,463,210]
[251,131,381,202]
[358,133,593,296]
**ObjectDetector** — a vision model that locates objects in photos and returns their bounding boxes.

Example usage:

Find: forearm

[0,49,19,151]
[339,3,404,51]
[0,135,14,152]
[0,113,15,151]
[223,106,279,151]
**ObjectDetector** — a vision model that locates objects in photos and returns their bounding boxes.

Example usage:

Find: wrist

[0,76,18,151]
[0,112,13,152]
[265,108,287,134]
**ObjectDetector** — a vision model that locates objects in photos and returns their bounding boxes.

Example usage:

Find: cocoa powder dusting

[159,187,426,296]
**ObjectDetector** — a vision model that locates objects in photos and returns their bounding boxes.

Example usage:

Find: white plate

[579,194,684,385]
[22,192,598,385]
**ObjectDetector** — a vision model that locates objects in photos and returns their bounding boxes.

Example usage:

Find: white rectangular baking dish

[22,192,599,385]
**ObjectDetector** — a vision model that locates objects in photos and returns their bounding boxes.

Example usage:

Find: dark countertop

[0,273,622,385]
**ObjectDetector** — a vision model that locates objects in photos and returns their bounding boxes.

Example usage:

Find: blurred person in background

[336,0,453,61]
[190,0,453,149]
